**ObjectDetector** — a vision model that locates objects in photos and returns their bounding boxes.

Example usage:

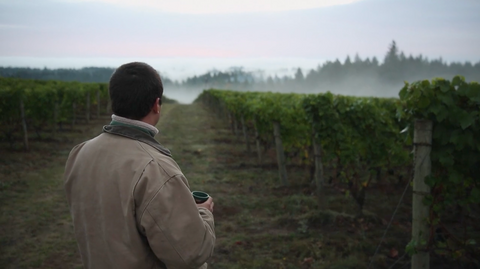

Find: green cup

[192,191,210,204]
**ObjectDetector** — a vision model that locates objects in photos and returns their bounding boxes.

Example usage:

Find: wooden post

[96,89,100,118]
[215,103,222,119]
[20,99,29,151]
[72,102,77,128]
[253,118,262,163]
[233,116,240,139]
[86,92,91,124]
[411,119,432,269]
[222,104,229,122]
[229,113,235,135]
[313,130,326,208]
[241,115,251,153]
[53,102,59,138]
[273,121,288,186]
[106,98,111,115]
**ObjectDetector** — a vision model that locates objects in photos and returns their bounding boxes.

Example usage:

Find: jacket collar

[111,114,159,137]
[103,125,172,157]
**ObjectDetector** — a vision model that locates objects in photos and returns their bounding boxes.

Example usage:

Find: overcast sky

[1,0,479,79]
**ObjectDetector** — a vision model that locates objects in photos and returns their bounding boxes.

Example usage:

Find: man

[64,62,215,269]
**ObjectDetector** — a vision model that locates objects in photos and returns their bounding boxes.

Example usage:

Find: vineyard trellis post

[96,89,100,118]
[20,99,29,151]
[106,98,111,115]
[53,102,59,138]
[253,118,262,163]
[312,130,326,207]
[411,119,432,269]
[86,92,91,124]
[229,112,235,135]
[233,116,240,140]
[241,115,251,153]
[273,121,288,186]
[72,102,77,128]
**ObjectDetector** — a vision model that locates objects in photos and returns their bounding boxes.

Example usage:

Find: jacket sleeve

[139,169,215,269]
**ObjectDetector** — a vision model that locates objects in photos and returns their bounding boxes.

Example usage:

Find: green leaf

[417,95,430,108]
[459,111,475,130]
[470,188,480,204]
[438,81,451,93]
[452,76,464,87]
[448,129,463,148]
[423,194,434,205]
[399,85,409,100]
[437,92,455,107]
[405,240,418,256]
[425,175,436,187]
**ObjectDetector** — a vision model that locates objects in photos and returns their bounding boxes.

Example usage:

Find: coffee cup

[192,191,209,204]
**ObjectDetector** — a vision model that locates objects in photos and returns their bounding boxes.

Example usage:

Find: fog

[2,42,479,104]
[0,57,321,82]
[160,43,480,103]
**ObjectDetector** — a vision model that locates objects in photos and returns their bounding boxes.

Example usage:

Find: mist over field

[163,77,405,104]
[2,41,479,104]
[157,42,480,103]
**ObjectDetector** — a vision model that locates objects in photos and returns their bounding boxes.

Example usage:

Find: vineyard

[0,78,178,150]
[0,76,479,268]
[0,78,110,150]
[197,76,480,267]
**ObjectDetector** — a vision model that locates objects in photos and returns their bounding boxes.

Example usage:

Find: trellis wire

[367,175,412,269]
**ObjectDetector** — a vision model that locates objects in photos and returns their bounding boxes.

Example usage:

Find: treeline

[1,41,479,97]
[0,67,114,83]
[0,67,178,86]
[177,41,480,96]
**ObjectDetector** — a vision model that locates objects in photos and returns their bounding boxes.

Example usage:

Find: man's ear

[153,98,161,114]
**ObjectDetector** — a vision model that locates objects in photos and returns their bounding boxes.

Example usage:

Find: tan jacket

[64,125,215,269]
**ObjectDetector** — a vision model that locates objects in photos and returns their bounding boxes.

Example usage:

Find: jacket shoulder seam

[137,174,182,226]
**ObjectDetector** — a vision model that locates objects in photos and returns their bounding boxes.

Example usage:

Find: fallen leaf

[302,257,314,264]
[389,248,399,258]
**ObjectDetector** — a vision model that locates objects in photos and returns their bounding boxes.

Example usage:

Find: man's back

[64,129,215,269]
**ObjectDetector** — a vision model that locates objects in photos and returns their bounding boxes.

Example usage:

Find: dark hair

[109,62,163,120]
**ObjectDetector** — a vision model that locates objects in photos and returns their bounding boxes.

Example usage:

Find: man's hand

[197,196,214,213]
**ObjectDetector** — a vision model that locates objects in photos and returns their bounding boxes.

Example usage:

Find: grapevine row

[398,76,479,263]
[199,75,480,264]
[0,77,109,150]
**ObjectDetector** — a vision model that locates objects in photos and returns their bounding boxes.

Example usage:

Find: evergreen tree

[294,68,304,82]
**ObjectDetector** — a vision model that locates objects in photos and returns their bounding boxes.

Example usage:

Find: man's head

[109,62,163,120]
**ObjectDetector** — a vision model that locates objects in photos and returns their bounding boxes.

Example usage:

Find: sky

[1,0,480,80]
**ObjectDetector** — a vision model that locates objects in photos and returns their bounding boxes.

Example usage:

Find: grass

[1,102,476,268]
[0,116,107,269]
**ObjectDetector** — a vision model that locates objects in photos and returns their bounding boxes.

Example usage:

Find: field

[0,102,471,268]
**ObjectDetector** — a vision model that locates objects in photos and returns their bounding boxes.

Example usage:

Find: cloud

[56,0,363,14]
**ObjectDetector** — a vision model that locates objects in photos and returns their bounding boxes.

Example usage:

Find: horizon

[1,0,480,82]
[0,56,328,81]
